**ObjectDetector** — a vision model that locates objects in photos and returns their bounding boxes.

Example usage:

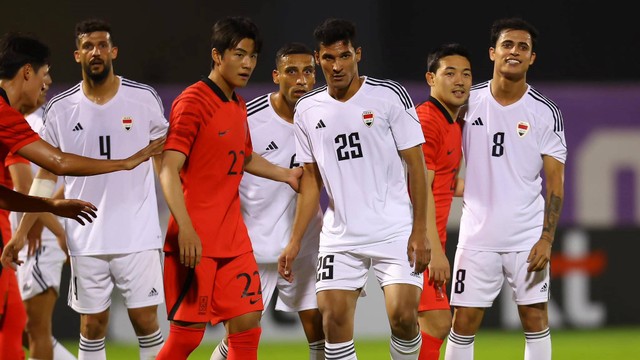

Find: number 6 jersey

[460,80,567,252]
[293,76,424,252]
[41,77,168,255]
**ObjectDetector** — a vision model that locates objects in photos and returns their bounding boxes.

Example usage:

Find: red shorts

[163,251,263,325]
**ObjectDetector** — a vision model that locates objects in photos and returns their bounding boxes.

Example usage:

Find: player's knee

[130,310,160,335]
[81,313,110,338]
[388,308,418,335]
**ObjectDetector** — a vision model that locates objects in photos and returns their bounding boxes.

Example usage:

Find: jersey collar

[427,96,455,124]
[201,76,238,103]
[0,87,9,105]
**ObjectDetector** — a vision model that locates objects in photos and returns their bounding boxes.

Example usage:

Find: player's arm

[278,162,323,282]
[426,168,450,286]
[244,151,302,192]
[453,157,465,197]
[159,149,201,268]
[15,137,165,177]
[527,155,565,272]
[399,145,431,274]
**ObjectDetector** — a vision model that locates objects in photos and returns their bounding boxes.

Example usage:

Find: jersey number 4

[335,132,363,161]
[99,135,111,159]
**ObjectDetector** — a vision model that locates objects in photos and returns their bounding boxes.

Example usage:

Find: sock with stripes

[210,338,229,360]
[78,334,106,360]
[138,328,164,359]
[227,327,261,360]
[418,330,444,360]
[156,324,205,360]
[308,339,325,360]
[390,333,421,359]
[524,328,551,360]
[325,340,357,360]
[52,336,78,360]
[444,330,474,360]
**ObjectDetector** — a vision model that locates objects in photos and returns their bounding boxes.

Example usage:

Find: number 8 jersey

[460,80,567,252]
[293,76,424,252]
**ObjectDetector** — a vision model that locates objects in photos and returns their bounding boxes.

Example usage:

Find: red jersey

[416,97,462,244]
[163,78,253,258]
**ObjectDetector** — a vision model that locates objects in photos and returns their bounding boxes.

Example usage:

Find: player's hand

[49,199,97,225]
[125,137,166,170]
[26,220,44,257]
[286,166,303,193]
[407,231,431,274]
[1,237,26,270]
[527,237,552,272]
[178,226,202,268]
[278,240,301,283]
[427,246,450,286]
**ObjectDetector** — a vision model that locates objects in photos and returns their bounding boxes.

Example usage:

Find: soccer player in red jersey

[157,17,301,360]
[415,43,471,360]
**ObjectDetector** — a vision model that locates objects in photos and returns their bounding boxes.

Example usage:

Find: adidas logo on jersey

[72,122,84,131]
[148,288,159,297]
[315,120,326,129]
[471,118,484,126]
[540,283,548,293]
[265,141,279,151]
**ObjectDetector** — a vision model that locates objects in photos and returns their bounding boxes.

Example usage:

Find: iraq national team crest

[362,111,374,127]
[516,121,530,137]
[122,116,133,131]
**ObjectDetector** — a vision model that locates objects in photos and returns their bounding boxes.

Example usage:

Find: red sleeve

[164,95,202,157]
[5,152,30,167]
[0,108,40,155]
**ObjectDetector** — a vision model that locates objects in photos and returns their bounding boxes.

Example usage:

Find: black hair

[427,43,472,73]
[490,17,538,50]
[313,18,358,50]
[210,16,262,68]
[0,32,50,80]
[275,42,314,67]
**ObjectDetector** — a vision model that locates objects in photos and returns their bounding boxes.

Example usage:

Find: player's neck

[328,75,364,102]
[83,74,119,105]
[270,92,294,123]
[0,79,29,113]
[208,70,235,101]
[490,74,528,106]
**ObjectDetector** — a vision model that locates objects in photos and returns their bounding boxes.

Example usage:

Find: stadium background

[2,0,639,349]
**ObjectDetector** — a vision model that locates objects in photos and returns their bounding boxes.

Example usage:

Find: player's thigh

[69,255,114,314]
[449,249,504,307]
[17,240,67,301]
[111,249,164,309]
[275,252,318,312]
[503,251,550,305]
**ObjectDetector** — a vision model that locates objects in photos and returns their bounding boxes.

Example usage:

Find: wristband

[28,178,56,198]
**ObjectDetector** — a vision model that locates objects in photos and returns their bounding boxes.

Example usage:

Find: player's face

[490,29,536,81]
[273,54,315,105]
[22,64,50,113]
[316,40,361,92]
[74,31,117,83]
[427,55,472,111]
[216,38,258,90]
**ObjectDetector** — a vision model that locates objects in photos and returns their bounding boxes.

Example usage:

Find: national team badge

[122,116,133,131]
[362,111,374,127]
[517,121,529,137]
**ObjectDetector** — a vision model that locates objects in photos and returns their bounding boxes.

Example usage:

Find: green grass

[54,327,639,359]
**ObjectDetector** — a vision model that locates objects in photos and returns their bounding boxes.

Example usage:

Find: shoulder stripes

[246,93,270,117]
[121,78,164,114]
[43,83,81,123]
[366,77,414,110]
[297,85,327,103]
[470,81,489,92]
[528,87,564,132]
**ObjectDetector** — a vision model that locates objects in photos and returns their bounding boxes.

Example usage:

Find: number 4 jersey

[460,80,567,252]
[293,76,425,252]
[41,77,168,255]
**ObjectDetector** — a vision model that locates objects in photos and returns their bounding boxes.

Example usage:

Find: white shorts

[449,248,550,307]
[259,252,318,313]
[17,238,67,300]
[68,249,164,314]
[316,238,423,293]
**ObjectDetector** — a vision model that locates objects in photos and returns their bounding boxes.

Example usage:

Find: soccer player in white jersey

[278,18,431,360]
[444,18,566,360]
[7,73,77,360]
[13,19,167,360]
[210,42,325,360]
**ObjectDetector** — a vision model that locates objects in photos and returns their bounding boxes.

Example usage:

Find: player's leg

[69,255,114,360]
[214,252,264,360]
[444,249,504,360]
[156,254,215,359]
[505,251,551,360]
[23,288,57,358]
[276,253,325,359]
[113,250,165,359]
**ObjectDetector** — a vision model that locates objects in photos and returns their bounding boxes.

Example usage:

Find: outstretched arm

[244,151,302,192]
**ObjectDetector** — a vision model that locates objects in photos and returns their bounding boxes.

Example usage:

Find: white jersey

[294,76,424,252]
[42,77,168,256]
[459,80,567,251]
[241,93,322,263]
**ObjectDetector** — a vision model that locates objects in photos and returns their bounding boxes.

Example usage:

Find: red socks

[419,330,444,360]
[156,323,205,360]
[227,327,262,360]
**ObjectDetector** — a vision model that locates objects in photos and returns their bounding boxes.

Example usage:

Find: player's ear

[111,46,118,60]
[272,69,280,85]
[211,48,222,67]
[425,71,435,86]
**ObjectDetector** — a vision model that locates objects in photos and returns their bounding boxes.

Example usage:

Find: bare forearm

[0,185,54,213]
[542,190,563,245]
[245,151,288,182]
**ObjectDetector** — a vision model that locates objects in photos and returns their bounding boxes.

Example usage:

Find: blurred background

[3,0,639,345]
